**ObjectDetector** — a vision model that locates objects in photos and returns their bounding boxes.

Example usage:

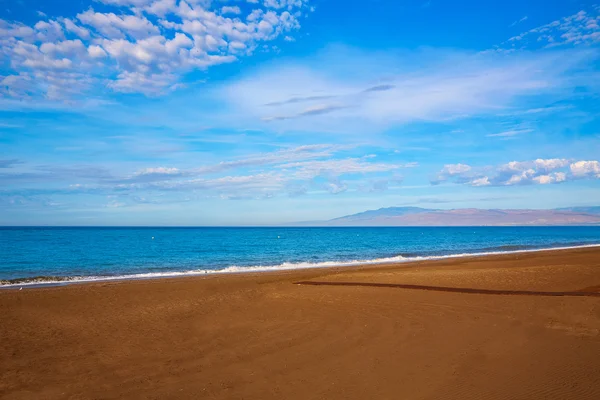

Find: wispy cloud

[362,84,396,93]
[509,16,528,27]
[278,158,414,180]
[0,159,22,168]
[1,144,414,203]
[223,46,598,133]
[264,95,335,107]
[262,104,348,121]
[486,128,533,137]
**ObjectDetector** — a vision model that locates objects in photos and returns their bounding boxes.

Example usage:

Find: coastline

[2,246,600,399]
[2,242,600,288]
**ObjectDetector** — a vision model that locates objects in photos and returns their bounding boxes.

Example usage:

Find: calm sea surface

[1,226,600,285]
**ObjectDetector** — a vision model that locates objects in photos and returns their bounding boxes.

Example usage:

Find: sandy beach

[1,246,600,399]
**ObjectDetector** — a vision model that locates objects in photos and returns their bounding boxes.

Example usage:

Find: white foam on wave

[2,243,600,288]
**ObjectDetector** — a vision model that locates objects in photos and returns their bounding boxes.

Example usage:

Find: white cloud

[97,0,172,7]
[432,163,472,184]
[507,9,600,48]
[442,163,471,175]
[278,158,410,180]
[88,45,107,58]
[61,18,91,40]
[33,20,65,42]
[40,39,87,57]
[532,172,566,184]
[264,0,305,10]
[469,176,491,186]
[433,158,600,187]
[0,21,35,40]
[486,128,533,137]
[0,0,309,99]
[107,71,177,95]
[46,144,407,198]
[570,160,600,178]
[122,172,289,197]
[534,158,570,172]
[77,10,160,40]
[193,144,344,174]
[498,161,530,172]
[322,179,347,194]
[509,16,528,27]
[135,167,181,176]
[221,6,241,15]
[143,0,178,17]
[223,45,596,132]
[504,168,536,185]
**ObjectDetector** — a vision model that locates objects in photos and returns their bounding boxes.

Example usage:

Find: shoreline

[2,246,600,399]
[2,242,600,289]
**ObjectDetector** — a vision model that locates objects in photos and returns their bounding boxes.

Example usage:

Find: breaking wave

[2,243,599,288]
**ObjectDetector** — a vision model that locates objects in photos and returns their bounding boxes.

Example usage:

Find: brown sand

[1,247,600,400]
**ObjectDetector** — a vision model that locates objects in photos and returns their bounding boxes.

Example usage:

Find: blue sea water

[1,226,600,286]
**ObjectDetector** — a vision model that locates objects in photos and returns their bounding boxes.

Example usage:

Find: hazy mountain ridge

[302,207,600,226]
[555,207,600,215]
[329,207,435,222]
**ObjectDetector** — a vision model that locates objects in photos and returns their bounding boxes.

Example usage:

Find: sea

[1,226,600,287]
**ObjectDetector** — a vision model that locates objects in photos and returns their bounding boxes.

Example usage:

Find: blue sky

[1,0,599,225]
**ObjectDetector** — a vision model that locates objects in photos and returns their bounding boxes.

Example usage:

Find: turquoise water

[1,226,600,286]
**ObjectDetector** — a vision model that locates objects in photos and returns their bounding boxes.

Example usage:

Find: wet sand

[1,247,600,399]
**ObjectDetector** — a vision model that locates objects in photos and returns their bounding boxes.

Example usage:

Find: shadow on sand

[294,281,600,297]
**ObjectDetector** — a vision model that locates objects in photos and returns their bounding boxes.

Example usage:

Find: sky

[0,0,599,226]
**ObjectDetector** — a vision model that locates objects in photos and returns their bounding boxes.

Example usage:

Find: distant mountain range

[297,206,600,226]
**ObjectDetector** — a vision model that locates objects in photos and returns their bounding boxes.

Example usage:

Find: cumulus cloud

[77,10,160,40]
[532,172,566,184]
[534,158,570,172]
[570,160,600,178]
[264,0,306,10]
[431,163,471,184]
[469,176,491,187]
[432,158,600,187]
[221,6,241,15]
[0,0,309,99]
[61,18,91,39]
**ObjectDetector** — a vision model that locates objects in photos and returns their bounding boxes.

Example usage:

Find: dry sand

[1,247,600,399]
